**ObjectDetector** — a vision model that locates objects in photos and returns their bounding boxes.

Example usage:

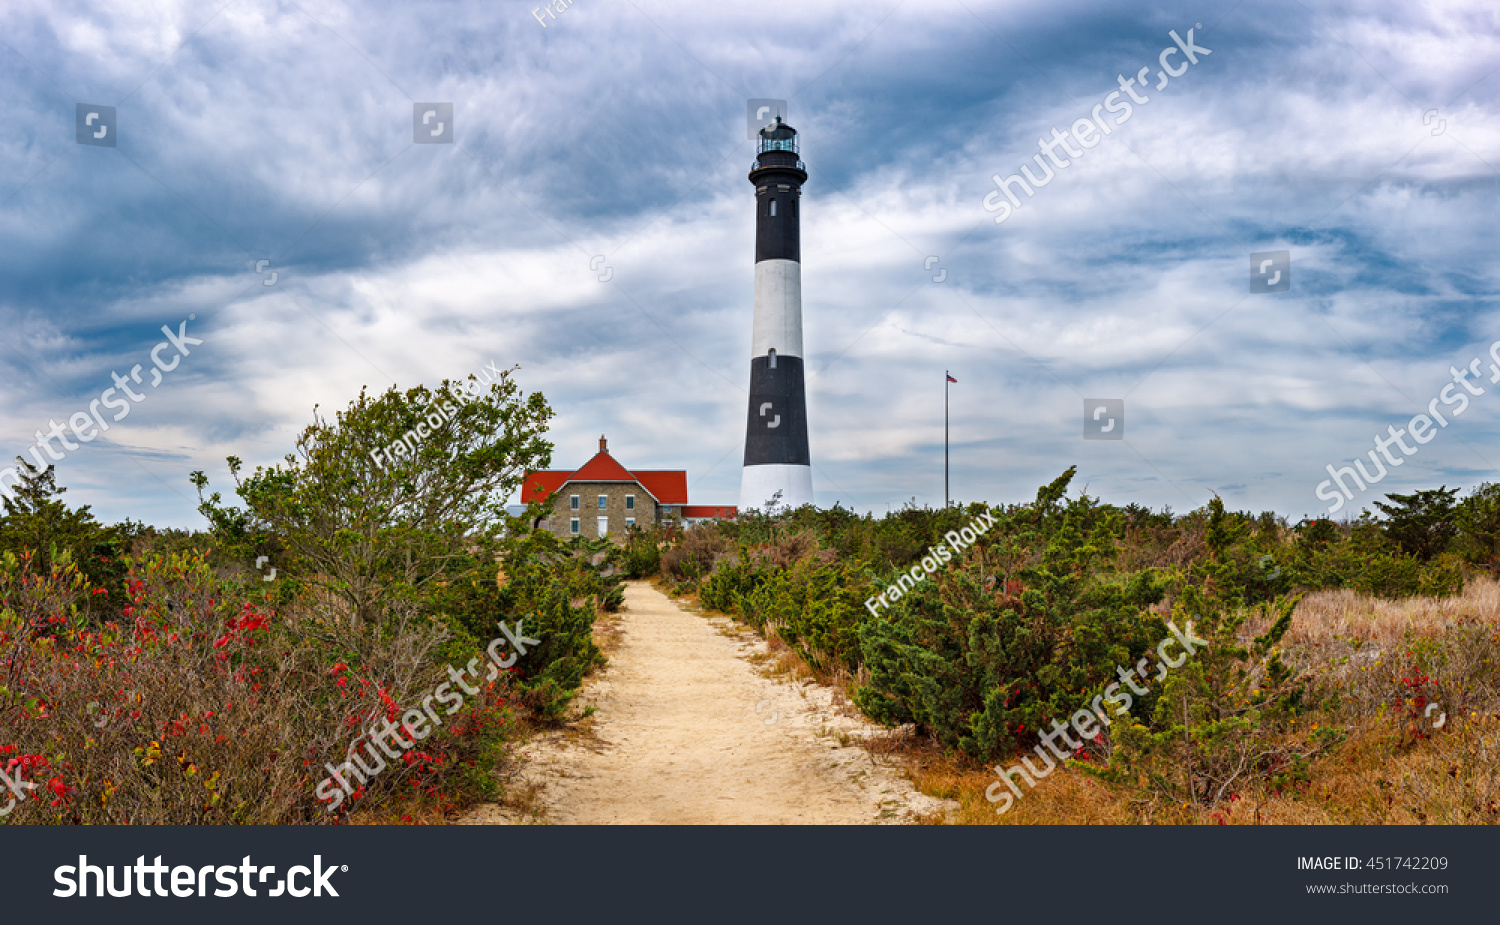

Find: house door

[597,516,608,537]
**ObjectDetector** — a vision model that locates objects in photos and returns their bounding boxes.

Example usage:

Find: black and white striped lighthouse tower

[741,116,814,511]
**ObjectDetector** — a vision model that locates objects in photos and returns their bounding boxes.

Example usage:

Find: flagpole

[944,371,949,508]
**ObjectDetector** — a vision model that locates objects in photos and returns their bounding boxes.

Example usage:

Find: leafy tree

[192,369,552,626]
[1122,502,1174,530]
[1373,487,1459,561]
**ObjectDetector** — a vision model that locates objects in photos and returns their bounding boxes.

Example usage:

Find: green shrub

[855,471,1169,763]
[489,531,611,720]
[621,526,662,578]
[1098,587,1311,808]
[697,555,764,614]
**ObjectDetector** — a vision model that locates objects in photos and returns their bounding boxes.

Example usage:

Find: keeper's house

[521,436,737,540]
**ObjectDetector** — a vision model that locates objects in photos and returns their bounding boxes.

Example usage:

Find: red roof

[570,450,638,483]
[522,470,572,503]
[632,471,688,505]
[681,505,737,519]
[520,450,691,506]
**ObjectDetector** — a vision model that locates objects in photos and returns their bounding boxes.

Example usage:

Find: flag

[946,373,957,383]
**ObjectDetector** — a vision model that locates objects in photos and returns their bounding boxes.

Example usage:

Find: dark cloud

[0,0,1497,525]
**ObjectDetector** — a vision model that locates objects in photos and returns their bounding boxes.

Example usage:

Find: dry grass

[861,731,1136,825]
[489,774,550,824]
[885,714,1500,825]
[1189,715,1500,825]
[1284,576,1500,652]
[691,593,867,708]
[343,802,453,825]
[758,627,819,684]
[892,578,1500,824]
[591,602,627,660]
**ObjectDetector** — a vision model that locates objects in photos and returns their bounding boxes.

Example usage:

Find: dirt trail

[463,581,950,825]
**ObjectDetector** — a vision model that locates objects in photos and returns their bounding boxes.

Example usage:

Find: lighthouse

[740,116,814,512]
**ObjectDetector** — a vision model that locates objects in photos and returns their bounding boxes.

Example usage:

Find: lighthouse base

[739,464,814,512]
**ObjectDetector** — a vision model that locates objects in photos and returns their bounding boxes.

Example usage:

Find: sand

[461,580,950,825]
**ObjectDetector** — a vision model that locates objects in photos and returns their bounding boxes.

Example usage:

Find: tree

[1373,487,1459,561]
[1,459,96,558]
[0,458,134,616]
[192,368,552,626]
[1456,482,1500,568]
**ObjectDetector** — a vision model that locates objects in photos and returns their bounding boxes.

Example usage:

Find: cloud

[0,0,1497,526]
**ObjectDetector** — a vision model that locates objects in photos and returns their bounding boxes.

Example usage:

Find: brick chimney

[599,434,607,454]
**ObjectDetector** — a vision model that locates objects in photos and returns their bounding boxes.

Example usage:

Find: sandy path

[463,581,950,825]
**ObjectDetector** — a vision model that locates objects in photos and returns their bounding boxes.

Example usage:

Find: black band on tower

[754,177,801,263]
[743,354,810,466]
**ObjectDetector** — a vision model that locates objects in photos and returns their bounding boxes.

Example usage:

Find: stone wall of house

[540,482,658,539]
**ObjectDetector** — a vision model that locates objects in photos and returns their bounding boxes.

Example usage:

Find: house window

[769,199,776,217]
[569,518,579,535]
[625,494,635,510]
[597,494,607,510]
[569,495,579,511]
[626,517,635,528]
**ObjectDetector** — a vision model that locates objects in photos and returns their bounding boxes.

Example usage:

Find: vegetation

[0,373,618,825]
[646,470,1500,824]
[8,371,1498,825]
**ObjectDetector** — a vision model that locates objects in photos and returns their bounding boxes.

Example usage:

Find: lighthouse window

[769,199,776,216]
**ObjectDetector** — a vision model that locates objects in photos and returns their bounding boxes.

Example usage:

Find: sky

[1,0,1498,527]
